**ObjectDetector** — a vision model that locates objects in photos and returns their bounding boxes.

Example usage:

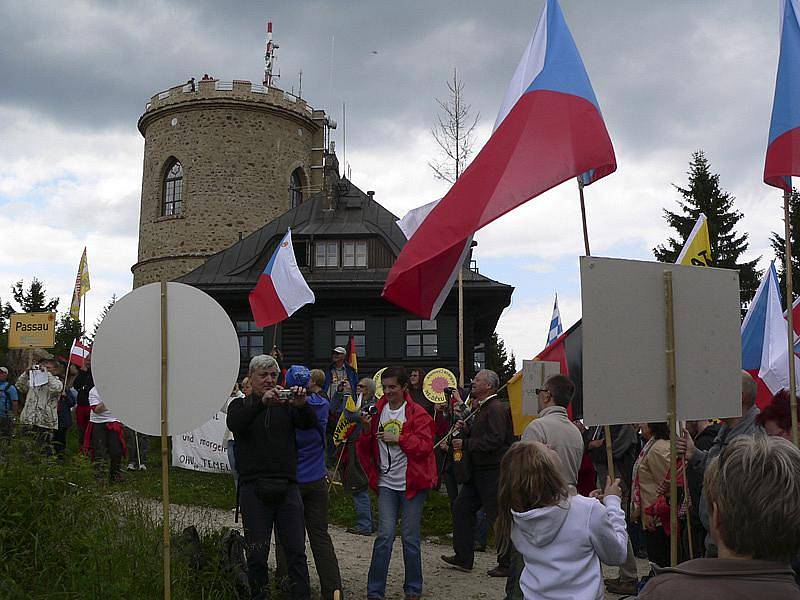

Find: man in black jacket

[441,369,514,575]
[227,354,317,600]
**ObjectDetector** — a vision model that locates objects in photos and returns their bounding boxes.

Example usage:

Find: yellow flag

[676,214,712,267]
[69,248,90,319]
[506,371,535,436]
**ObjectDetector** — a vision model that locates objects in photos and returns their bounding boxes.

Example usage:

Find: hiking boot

[605,577,637,595]
[127,462,136,471]
[487,565,509,577]
[346,527,373,536]
[139,464,147,471]
[440,554,472,572]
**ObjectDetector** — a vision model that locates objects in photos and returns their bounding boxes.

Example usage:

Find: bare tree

[429,68,480,183]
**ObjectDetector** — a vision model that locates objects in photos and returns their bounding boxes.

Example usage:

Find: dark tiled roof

[178,179,512,295]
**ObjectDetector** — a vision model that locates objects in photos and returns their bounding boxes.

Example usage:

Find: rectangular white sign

[581,256,741,425]
[522,360,561,416]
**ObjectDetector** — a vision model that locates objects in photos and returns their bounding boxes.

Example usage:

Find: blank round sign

[92,282,240,436]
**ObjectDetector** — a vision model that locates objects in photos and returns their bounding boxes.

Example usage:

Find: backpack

[219,528,250,599]
[0,382,15,416]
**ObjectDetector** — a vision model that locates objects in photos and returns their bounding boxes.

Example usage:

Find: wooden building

[178,178,513,379]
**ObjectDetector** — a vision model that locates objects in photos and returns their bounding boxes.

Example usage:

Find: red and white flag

[70,339,91,368]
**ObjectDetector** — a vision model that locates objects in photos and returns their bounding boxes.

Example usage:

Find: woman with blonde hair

[496,441,628,600]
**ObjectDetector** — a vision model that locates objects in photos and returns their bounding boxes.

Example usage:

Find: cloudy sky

[0,0,788,365]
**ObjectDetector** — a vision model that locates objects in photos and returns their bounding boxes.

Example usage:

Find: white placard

[171,411,232,474]
[581,257,741,425]
[92,282,240,436]
[29,369,49,387]
[522,360,561,416]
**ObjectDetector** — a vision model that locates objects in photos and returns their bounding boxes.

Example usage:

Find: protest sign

[171,411,231,474]
[581,256,741,425]
[521,360,560,416]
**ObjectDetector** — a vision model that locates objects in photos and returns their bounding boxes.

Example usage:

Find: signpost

[8,312,56,348]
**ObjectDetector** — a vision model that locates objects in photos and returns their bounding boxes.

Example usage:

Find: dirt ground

[158,499,648,599]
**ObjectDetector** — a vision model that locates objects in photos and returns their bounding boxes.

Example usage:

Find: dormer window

[314,240,368,268]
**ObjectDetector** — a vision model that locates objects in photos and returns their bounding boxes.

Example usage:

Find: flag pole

[578,179,616,481]
[783,188,799,447]
[458,270,465,387]
[160,279,171,600]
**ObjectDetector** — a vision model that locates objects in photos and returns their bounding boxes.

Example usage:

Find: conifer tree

[10,278,59,313]
[54,315,83,358]
[770,188,800,307]
[485,333,516,397]
[653,151,761,303]
[91,294,117,339]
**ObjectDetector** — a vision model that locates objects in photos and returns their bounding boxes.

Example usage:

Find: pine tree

[54,315,83,358]
[485,333,517,397]
[10,278,59,313]
[770,188,800,307]
[653,151,762,303]
[91,295,117,339]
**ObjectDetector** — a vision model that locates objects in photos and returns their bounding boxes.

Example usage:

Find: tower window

[162,160,183,216]
[289,168,304,208]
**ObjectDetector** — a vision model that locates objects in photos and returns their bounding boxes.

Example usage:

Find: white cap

[333,346,347,354]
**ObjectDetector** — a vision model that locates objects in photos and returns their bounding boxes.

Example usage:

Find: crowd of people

[4,343,800,599]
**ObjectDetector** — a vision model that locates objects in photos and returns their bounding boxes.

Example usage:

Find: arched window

[289,168,303,208]
[162,160,183,216]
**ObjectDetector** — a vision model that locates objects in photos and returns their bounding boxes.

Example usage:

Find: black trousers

[452,467,502,568]
[275,477,342,599]
[645,528,671,568]
[91,422,123,481]
[239,481,310,600]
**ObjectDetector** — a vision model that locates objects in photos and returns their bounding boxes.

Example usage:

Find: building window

[315,241,338,267]
[236,320,264,360]
[289,168,304,208]
[294,240,309,267]
[335,320,365,357]
[406,319,437,357]
[343,240,368,267]
[162,159,183,216]
[474,343,486,373]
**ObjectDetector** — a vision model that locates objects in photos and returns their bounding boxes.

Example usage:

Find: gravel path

[147,498,648,599]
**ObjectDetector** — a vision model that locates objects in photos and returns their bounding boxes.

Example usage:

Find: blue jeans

[367,487,427,599]
[352,488,374,532]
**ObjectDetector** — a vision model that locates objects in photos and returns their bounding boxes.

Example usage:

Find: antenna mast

[264,21,280,87]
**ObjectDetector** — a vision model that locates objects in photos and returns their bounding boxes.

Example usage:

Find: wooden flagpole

[160,280,171,600]
[783,188,799,447]
[458,270,465,387]
[578,179,616,481]
[664,271,679,567]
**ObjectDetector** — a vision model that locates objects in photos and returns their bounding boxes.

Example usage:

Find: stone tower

[132,78,334,287]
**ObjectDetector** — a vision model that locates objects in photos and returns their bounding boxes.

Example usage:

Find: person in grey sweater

[678,370,762,557]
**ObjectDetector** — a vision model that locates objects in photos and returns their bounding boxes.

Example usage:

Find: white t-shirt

[377,401,408,491]
[88,386,120,424]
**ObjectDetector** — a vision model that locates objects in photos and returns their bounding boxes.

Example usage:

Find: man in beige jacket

[16,358,62,451]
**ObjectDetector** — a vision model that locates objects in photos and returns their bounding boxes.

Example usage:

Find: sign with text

[171,410,232,474]
[581,257,741,425]
[522,360,561,416]
[8,312,56,348]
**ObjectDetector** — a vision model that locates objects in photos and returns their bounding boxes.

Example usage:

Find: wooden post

[664,271,679,567]
[458,270,465,387]
[783,188,799,447]
[160,280,171,600]
[684,459,694,559]
[577,179,616,481]
[272,323,279,351]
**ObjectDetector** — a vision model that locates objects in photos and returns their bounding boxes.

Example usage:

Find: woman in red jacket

[356,366,437,600]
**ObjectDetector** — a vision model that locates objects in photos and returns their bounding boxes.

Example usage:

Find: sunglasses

[535,388,550,395]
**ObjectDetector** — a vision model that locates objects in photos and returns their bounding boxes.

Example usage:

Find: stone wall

[132,80,327,288]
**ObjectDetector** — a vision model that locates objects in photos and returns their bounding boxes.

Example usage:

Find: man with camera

[441,369,514,576]
[226,355,317,600]
[16,357,62,451]
[356,366,437,600]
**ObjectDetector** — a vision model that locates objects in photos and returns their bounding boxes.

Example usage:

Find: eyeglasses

[535,388,550,395]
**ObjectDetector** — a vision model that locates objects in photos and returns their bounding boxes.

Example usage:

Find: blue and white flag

[546,293,563,347]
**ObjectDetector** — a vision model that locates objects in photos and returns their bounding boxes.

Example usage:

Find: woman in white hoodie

[496,441,629,600]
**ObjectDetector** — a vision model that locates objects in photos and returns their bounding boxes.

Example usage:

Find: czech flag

[382,0,616,319]
[742,263,800,407]
[249,228,315,327]
[765,0,800,190]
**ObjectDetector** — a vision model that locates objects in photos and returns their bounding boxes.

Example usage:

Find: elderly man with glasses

[227,354,317,600]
